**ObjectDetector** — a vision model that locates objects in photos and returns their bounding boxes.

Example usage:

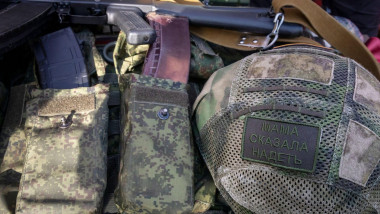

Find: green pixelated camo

[0,128,26,174]
[0,85,33,174]
[115,74,193,214]
[0,169,21,214]
[113,32,149,75]
[118,73,186,93]
[76,30,107,81]
[189,38,224,79]
[16,84,109,214]
[192,176,217,213]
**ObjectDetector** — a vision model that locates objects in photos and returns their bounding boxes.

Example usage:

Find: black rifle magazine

[33,27,90,89]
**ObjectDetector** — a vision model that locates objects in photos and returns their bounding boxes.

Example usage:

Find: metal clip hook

[237,13,285,50]
[263,13,285,50]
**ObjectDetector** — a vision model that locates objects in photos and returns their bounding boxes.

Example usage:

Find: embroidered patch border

[241,116,321,173]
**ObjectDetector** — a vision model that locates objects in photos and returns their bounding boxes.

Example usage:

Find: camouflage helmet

[193,45,380,213]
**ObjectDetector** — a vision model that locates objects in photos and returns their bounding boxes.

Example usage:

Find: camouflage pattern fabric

[191,119,219,214]
[16,84,109,214]
[339,120,380,187]
[192,176,217,213]
[193,45,380,213]
[77,29,121,156]
[0,169,21,214]
[208,42,253,66]
[115,74,193,213]
[112,32,225,79]
[0,85,32,174]
[76,30,107,81]
[354,66,380,115]
[189,35,224,79]
[246,54,334,84]
[113,32,149,75]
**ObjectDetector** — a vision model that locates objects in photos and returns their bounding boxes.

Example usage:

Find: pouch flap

[38,94,95,116]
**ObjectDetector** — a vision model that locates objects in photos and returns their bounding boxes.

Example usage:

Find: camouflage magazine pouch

[16,84,109,214]
[193,45,380,213]
[115,74,193,213]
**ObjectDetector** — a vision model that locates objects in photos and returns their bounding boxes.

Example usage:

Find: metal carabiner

[263,13,285,50]
[236,12,285,50]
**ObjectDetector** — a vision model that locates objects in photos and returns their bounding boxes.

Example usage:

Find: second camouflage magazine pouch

[16,84,109,214]
[115,74,194,213]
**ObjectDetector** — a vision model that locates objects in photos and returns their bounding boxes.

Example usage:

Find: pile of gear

[0,0,380,213]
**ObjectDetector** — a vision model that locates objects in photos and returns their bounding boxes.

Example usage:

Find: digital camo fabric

[194,45,380,213]
[76,29,122,155]
[76,29,106,80]
[113,32,149,75]
[115,74,193,213]
[0,85,29,174]
[192,175,217,213]
[16,84,109,214]
[0,84,36,214]
[113,32,225,79]
[189,35,224,79]
[0,169,21,214]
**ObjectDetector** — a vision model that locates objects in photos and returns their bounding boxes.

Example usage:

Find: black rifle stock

[1,0,304,46]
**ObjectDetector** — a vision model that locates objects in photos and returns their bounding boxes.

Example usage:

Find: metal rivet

[157,108,170,120]
[239,40,245,44]
[241,37,247,41]
[253,40,258,44]
[59,116,72,129]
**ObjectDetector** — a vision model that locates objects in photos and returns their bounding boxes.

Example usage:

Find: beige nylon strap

[272,0,380,80]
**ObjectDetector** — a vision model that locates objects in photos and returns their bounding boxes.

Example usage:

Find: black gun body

[1,0,304,46]
[16,0,304,37]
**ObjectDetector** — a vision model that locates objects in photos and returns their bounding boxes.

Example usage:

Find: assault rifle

[0,0,303,52]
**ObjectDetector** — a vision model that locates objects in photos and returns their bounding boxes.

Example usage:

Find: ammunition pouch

[115,74,194,213]
[15,84,109,213]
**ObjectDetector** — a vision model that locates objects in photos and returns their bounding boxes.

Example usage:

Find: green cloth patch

[241,117,320,172]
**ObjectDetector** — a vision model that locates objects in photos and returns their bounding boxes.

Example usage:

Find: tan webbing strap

[272,0,380,80]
